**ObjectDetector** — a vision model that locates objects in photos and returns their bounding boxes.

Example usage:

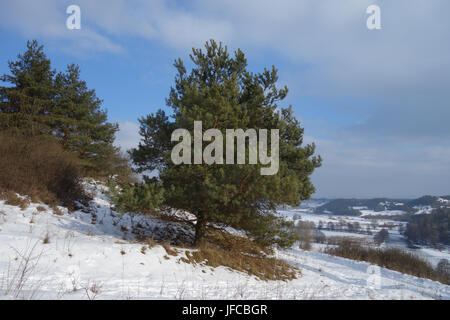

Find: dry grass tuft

[1,191,30,210]
[162,242,178,256]
[51,206,63,216]
[43,232,50,244]
[182,230,298,281]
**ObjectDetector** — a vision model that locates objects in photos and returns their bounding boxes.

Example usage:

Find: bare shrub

[325,240,449,285]
[83,280,103,300]
[0,133,87,209]
[313,229,326,244]
[294,221,314,250]
[374,228,389,245]
[326,236,365,246]
[436,259,450,284]
[0,241,45,299]
[63,231,75,257]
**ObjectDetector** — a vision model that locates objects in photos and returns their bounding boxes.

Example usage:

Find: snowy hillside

[0,181,448,300]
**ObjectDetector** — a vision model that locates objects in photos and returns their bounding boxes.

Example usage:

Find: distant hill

[314,195,450,216]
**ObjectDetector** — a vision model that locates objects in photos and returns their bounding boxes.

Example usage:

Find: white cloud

[0,0,124,54]
[0,0,234,54]
[2,0,449,197]
[3,1,449,96]
[114,121,140,152]
[304,135,450,198]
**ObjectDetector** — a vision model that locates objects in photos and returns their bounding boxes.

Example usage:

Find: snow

[414,247,450,268]
[360,209,406,216]
[413,205,433,215]
[0,182,448,300]
[321,230,368,239]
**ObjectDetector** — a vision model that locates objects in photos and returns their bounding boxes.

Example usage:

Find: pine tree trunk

[194,215,206,247]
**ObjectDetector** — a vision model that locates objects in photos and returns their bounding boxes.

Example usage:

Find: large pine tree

[131,40,321,247]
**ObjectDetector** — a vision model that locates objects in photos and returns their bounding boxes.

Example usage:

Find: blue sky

[1,0,449,198]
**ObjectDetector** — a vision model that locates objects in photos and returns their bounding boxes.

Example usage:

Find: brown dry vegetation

[51,205,63,216]
[137,228,299,281]
[144,237,157,248]
[1,191,30,210]
[180,230,299,281]
[0,133,87,209]
[325,239,449,285]
[162,242,178,256]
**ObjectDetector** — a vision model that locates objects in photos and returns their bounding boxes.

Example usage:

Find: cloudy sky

[1,0,449,198]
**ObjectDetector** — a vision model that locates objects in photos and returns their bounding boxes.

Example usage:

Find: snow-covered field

[278,204,450,268]
[0,182,448,300]
[359,209,406,216]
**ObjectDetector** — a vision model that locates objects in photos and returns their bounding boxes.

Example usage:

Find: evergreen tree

[1,40,121,175]
[53,64,119,173]
[0,40,56,135]
[131,40,321,247]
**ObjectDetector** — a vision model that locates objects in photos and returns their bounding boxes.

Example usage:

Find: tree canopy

[0,40,121,175]
[130,40,321,247]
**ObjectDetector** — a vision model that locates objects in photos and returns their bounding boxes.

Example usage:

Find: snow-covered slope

[0,181,448,300]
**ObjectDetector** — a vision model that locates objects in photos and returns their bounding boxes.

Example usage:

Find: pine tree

[0,40,56,135]
[1,40,121,175]
[53,64,119,173]
[131,40,321,247]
